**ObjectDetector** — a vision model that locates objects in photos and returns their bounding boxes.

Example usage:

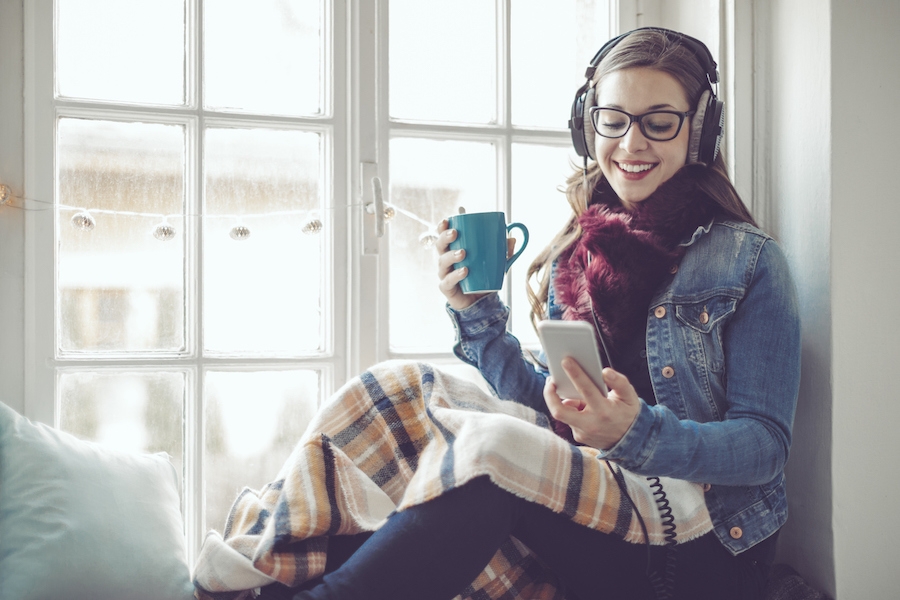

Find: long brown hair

[525,29,757,331]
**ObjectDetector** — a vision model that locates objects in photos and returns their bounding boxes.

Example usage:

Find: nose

[619,121,650,153]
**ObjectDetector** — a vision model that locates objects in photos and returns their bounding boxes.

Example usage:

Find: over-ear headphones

[568,27,724,166]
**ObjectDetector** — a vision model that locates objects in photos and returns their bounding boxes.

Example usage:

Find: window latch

[364,176,385,238]
[361,162,387,254]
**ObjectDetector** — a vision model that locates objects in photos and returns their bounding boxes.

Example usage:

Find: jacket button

[730,527,743,539]
[654,306,667,318]
[670,264,678,274]
[699,311,710,324]
[662,366,675,378]
[702,483,712,492]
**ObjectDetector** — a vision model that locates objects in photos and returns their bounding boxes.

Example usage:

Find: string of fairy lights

[0,182,442,247]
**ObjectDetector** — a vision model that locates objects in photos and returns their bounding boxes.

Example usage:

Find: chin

[609,182,656,206]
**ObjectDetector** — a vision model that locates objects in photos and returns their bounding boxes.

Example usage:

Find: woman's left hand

[544,359,641,450]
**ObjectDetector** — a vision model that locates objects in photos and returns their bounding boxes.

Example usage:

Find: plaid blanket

[193,360,713,600]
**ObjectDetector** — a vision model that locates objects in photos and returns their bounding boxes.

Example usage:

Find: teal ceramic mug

[448,211,529,294]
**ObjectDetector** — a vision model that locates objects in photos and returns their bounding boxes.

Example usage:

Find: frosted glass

[59,370,185,483]
[509,144,579,348]
[204,0,324,116]
[57,118,186,354]
[512,0,611,128]
[203,127,325,356]
[389,138,497,352]
[389,0,496,124]
[57,0,185,105]
[204,370,320,534]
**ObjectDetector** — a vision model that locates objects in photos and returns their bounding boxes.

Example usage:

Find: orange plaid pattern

[194,361,711,600]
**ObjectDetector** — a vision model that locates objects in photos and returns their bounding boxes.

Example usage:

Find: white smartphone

[537,320,609,399]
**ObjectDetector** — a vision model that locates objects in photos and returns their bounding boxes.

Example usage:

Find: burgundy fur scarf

[554,167,724,357]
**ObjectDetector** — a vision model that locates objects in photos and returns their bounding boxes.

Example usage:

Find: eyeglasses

[589,107,695,141]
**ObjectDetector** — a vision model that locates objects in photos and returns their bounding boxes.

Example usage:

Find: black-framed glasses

[589,107,695,141]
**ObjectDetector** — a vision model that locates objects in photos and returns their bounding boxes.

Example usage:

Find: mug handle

[504,223,529,272]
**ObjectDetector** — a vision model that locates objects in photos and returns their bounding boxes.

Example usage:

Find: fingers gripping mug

[448,211,529,294]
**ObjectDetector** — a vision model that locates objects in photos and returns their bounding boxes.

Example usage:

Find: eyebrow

[604,103,679,111]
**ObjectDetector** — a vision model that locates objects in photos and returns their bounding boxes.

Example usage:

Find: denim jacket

[447,219,801,555]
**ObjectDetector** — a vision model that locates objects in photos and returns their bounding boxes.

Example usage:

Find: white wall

[0,0,25,415]
[830,0,900,597]
[755,0,835,595]
[761,0,900,597]
[654,0,720,50]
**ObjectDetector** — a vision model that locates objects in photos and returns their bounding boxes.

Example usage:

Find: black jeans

[259,476,775,600]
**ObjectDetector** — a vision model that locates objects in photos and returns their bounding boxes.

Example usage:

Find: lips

[615,161,657,180]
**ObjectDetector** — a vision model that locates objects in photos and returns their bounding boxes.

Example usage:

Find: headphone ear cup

[569,89,589,159]
[688,90,725,165]
[582,86,596,160]
[687,90,709,165]
[569,84,597,160]
[700,96,725,164]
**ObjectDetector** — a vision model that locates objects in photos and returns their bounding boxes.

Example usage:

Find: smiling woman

[426,26,797,600]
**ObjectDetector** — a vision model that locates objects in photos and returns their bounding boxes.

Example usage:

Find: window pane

[203,127,325,356]
[512,0,611,128]
[389,138,497,352]
[57,118,186,354]
[509,144,578,347]
[389,0,497,124]
[204,0,325,116]
[204,370,319,534]
[59,370,186,483]
[57,0,185,105]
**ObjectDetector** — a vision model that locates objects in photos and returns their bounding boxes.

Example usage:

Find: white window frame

[349,0,624,369]
[24,0,350,560]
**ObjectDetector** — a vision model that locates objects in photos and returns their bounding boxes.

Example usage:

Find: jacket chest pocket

[674,295,737,333]
[673,296,737,374]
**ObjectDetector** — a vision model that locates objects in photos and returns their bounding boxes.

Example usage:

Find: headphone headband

[586,27,719,89]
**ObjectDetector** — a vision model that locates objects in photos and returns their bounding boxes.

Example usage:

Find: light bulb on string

[153,219,176,241]
[302,215,323,235]
[0,184,11,206]
[13,197,452,251]
[71,211,96,231]
[418,230,438,248]
[230,224,251,241]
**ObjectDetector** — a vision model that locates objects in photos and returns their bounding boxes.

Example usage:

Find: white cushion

[0,401,195,600]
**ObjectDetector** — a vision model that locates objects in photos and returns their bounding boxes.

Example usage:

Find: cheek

[594,137,618,164]
[658,142,689,182]
[673,133,689,165]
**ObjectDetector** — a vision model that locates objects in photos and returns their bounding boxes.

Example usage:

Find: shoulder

[671,219,792,300]
[689,218,773,247]
[685,219,781,265]
[707,220,791,281]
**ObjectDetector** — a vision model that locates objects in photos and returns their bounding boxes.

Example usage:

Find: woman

[254,27,800,600]
[437,27,800,598]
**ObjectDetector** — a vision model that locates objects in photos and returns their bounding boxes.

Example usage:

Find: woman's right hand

[436,219,487,310]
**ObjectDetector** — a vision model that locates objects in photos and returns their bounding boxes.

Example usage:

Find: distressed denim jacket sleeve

[446,293,549,416]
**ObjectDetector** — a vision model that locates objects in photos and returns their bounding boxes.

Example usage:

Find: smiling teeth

[618,163,654,173]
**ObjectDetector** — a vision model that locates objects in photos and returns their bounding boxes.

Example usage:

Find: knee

[453,475,518,516]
